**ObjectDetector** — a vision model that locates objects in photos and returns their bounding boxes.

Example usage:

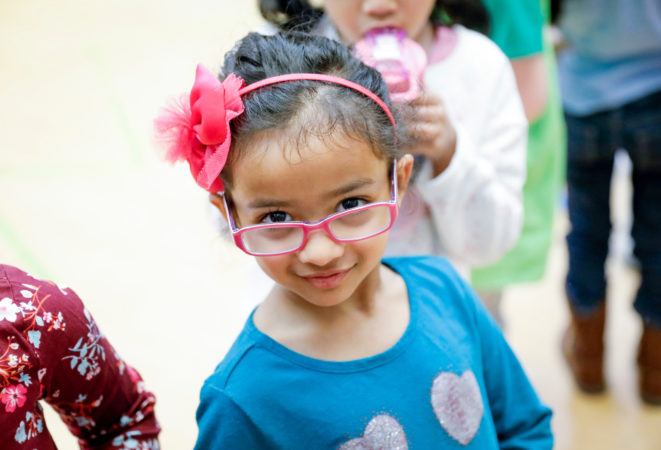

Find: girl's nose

[362,0,397,19]
[297,230,344,266]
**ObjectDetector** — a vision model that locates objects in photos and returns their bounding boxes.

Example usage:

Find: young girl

[0,264,160,449]
[157,32,551,449]
[259,0,528,277]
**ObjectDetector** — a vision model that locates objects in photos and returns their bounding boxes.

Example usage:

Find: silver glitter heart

[339,414,408,450]
[431,370,484,445]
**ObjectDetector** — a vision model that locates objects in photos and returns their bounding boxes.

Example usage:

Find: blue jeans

[566,90,661,326]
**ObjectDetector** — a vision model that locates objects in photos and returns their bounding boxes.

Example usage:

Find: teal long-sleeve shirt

[195,256,553,449]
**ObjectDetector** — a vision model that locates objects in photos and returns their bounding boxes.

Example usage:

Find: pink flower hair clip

[155,66,397,193]
[155,65,245,193]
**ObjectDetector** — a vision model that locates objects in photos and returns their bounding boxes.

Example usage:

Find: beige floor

[1,1,660,448]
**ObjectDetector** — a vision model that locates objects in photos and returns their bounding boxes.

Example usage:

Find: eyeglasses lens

[241,226,304,255]
[328,205,392,240]
[240,205,393,255]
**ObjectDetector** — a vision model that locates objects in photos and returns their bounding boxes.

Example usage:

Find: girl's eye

[261,211,293,224]
[337,198,368,212]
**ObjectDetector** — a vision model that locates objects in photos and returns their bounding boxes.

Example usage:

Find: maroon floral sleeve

[0,264,160,449]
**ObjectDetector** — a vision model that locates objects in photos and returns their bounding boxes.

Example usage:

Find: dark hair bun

[259,0,324,32]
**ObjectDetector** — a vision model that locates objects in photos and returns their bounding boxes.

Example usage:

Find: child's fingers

[414,104,447,124]
[410,92,444,108]
[409,121,442,142]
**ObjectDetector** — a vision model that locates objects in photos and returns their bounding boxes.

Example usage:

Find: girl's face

[216,131,412,309]
[323,0,436,46]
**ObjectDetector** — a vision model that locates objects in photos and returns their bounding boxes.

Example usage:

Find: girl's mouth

[301,268,353,290]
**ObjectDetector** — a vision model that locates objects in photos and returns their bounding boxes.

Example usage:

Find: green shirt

[471,0,566,289]
[481,0,544,59]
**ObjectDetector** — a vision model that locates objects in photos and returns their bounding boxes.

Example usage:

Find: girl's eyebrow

[247,178,376,209]
[248,198,292,209]
[327,178,376,198]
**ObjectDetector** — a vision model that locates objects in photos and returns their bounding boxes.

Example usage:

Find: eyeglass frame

[222,159,400,256]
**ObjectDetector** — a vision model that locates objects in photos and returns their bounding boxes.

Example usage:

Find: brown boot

[638,322,661,405]
[562,301,607,393]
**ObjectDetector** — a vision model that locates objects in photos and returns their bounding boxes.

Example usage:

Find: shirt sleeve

[1,313,45,447]
[417,55,527,266]
[463,285,553,448]
[0,265,160,449]
[482,0,545,59]
[195,382,272,450]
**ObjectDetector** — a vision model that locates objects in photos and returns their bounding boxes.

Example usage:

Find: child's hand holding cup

[355,27,456,176]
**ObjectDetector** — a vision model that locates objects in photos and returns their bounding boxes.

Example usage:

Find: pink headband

[155,64,397,192]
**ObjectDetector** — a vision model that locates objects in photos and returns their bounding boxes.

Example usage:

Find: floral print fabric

[0,264,160,449]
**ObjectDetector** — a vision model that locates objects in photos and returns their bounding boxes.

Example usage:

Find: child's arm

[0,265,160,449]
[417,48,527,266]
[44,294,161,449]
[195,382,271,449]
[469,290,553,448]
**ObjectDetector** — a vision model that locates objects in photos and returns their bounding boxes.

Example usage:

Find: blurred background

[1,1,660,448]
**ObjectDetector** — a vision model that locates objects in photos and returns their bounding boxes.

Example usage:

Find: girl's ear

[209,192,229,223]
[396,154,414,205]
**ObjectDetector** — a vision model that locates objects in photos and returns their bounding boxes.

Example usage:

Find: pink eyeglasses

[223,160,399,256]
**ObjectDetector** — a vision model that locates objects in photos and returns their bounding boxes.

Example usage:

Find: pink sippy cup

[354,27,428,103]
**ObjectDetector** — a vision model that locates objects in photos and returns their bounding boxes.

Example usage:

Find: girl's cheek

[256,255,291,278]
[353,233,389,259]
[324,8,361,42]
